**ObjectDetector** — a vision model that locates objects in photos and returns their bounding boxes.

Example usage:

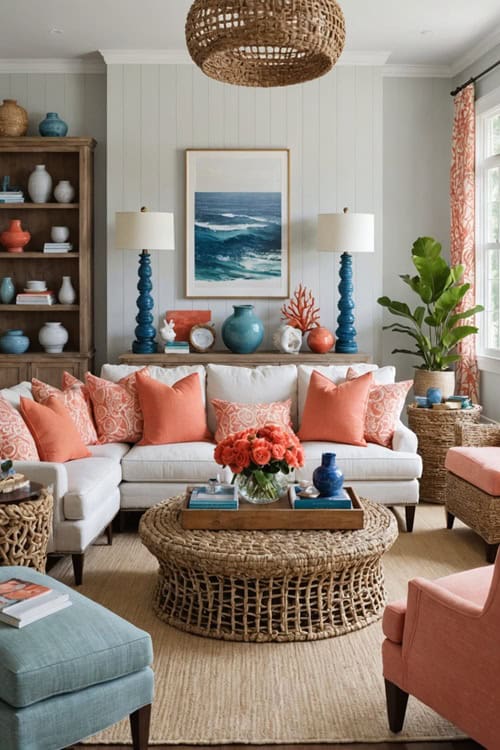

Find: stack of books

[0,190,24,204]
[0,578,71,628]
[43,242,73,254]
[16,290,56,305]
[189,484,238,510]
[164,341,190,354]
[289,485,352,509]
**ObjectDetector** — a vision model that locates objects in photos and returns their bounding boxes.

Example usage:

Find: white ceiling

[1,0,500,72]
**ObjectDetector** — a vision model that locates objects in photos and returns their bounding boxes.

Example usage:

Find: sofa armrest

[392,420,418,453]
[455,422,500,447]
[14,461,68,526]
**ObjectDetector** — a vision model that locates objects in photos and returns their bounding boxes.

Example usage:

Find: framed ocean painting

[185,149,290,298]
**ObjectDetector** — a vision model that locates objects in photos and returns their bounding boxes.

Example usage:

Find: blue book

[293,498,352,509]
[189,485,238,510]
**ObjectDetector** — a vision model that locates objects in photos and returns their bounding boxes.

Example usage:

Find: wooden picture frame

[186,149,290,298]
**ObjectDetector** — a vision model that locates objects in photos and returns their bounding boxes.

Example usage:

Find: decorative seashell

[272,323,302,354]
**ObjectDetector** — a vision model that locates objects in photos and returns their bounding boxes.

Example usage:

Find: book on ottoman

[0,578,71,628]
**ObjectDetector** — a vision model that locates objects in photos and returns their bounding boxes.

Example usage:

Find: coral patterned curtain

[450,83,479,402]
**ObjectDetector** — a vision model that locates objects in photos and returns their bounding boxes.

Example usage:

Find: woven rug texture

[50,503,484,744]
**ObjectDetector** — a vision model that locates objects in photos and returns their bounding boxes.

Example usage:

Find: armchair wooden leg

[71,553,84,586]
[130,703,152,750]
[404,505,416,533]
[384,678,409,733]
[106,521,113,546]
[446,511,455,529]
[486,542,499,564]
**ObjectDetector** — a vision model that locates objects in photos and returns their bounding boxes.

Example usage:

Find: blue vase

[0,276,15,303]
[313,453,344,497]
[0,329,30,354]
[222,305,264,354]
[426,387,442,405]
[39,112,68,137]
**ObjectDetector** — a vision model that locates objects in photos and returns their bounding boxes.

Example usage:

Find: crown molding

[0,58,105,74]
[382,63,453,78]
[450,27,500,77]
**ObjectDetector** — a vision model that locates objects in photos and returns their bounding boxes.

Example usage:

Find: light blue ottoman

[0,567,154,750]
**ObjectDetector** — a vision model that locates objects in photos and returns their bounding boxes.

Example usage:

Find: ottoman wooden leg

[405,506,416,533]
[384,678,409,733]
[72,553,84,586]
[130,703,152,750]
[446,511,455,529]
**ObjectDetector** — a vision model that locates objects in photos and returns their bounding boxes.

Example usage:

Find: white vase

[58,276,76,304]
[54,180,75,204]
[27,164,52,203]
[38,321,68,353]
[51,225,69,243]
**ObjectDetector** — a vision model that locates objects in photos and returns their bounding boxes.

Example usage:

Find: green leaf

[391,348,421,356]
[440,354,462,366]
[441,325,478,349]
[377,297,416,321]
[447,305,485,326]
[412,236,442,259]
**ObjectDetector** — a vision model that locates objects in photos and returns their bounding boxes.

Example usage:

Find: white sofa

[1,362,422,585]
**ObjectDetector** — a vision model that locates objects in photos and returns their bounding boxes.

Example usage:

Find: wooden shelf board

[0,304,79,311]
[0,252,79,259]
[119,351,372,366]
[0,203,79,209]
[0,351,91,360]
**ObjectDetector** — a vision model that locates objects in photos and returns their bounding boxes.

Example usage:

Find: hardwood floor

[77,743,481,749]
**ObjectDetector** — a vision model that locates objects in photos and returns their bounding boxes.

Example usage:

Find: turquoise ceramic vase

[0,276,15,303]
[0,329,30,354]
[313,453,344,497]
[222,304,264,354]
[39,112,68,137]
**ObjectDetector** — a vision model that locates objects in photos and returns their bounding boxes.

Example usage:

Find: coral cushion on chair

[445,446,500,496]
[31,377,98,445]
[20,396,91,462]
[136,370,211,445]
[347,368,412,447]
[211,398,293,442]
[0,396,39,461]
[298,370,372,446]
[85,370,146,444]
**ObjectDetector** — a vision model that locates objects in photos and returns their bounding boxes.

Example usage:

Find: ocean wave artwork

[194,192,282,282]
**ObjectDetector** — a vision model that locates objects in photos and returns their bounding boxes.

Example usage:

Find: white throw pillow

[206,364,298,433]
[0,381,33,411]
[99,363,207,404]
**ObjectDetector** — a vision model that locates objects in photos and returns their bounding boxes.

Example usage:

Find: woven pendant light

[185,0,346,88]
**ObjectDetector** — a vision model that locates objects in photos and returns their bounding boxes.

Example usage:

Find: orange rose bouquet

[214,424,305,504]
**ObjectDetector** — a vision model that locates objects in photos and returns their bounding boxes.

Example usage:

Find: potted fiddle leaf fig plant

[377,236,483,397]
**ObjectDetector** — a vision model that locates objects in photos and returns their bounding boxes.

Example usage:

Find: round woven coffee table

[140,495,398,642]
[0,486,53,572]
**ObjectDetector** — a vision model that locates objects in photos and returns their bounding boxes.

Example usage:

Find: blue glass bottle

[0,276,15,303]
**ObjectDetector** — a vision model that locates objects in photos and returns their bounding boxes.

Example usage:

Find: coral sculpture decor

[281,284,320,333]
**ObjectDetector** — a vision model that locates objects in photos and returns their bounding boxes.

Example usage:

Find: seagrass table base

[0,489,53,572]
[139,495,398,642]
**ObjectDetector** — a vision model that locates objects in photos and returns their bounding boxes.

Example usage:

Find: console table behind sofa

[118,351,372,366]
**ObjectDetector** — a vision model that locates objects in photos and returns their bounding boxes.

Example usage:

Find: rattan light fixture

[185,0,346,88]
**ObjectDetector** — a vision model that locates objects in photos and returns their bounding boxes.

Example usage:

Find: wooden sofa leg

[404,505,416,533]
[446,511,455,529]
[384,678,409,733]
[106,521,113,546]
[72,553,84,586]
[486,543,499,564]
[130,704,152,750]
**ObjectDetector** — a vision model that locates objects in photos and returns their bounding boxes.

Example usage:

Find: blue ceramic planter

[222,305,264,354]
[313,453,344,497]
[0,329,30,354]
[39,112,68,137]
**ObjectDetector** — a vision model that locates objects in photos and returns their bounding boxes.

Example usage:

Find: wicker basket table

[139,495,398,642]
[0,487,53,572]
[407,404,481,504]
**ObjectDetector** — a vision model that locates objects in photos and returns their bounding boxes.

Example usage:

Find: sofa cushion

[445,446,500,496]
[0,396,39,461]
[20,397,91,463]
[212,398,293,442]
[206,364,298,432]
[296,441,422,482]
[100,363,207,404]
[122,442,219,482]
[87,443,130,462]
[31,377,98,445]
[86,371,145,444]
[63,456,123,520]
[0,381,33,411]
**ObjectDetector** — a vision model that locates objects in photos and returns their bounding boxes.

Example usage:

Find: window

[477,96,500,362]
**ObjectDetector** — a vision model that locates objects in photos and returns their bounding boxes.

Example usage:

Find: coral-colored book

[165,310,211,342]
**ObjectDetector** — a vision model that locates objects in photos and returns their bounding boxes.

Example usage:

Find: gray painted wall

[0,72,107,369]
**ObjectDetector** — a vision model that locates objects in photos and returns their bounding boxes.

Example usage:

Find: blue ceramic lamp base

[335,251,358,354]
[132,250,158,354]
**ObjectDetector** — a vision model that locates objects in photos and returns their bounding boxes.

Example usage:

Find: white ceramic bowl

[26,280,47,291]
[50,225,70,243]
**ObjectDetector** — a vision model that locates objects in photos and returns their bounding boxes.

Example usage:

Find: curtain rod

[451,58,500,96]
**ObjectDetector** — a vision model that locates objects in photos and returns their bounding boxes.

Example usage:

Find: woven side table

[140,495,398,642]
[0,488,53,572]
[407,404,481,503]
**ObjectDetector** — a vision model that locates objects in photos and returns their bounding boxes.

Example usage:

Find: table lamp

[318,208,374,354]
[115,207,175,354]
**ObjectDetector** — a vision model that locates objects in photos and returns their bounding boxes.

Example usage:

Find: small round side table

[407,404,481,503]
[0,485,53,572]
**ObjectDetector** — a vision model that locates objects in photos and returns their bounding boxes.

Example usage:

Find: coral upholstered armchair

[382,554,500,748]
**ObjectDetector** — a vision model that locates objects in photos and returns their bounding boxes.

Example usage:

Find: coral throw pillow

[0,396,39,461]
[211,398,293,442]
[298,370,373,446]
[31,377,98,445]
[136,370,211,445]
[20,396,91,462]
[85,370,145,444]
[347,367,412,447]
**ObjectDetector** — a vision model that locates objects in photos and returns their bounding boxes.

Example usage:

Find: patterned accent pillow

[31,377,98,445]
[85,369,147,444]
[347,367,412,447]
[211,398,293,443]
[0,396,39,461]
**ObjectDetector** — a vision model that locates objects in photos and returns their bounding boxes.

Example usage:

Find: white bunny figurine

[159,318,176,343]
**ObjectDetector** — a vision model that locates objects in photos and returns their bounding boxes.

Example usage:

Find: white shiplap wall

[107,64,383,362]
[0,72,107,367]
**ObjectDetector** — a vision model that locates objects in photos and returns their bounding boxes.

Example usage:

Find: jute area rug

[52,503,484,744]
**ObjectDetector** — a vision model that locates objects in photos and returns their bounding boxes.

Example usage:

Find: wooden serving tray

[180,486,364,531]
